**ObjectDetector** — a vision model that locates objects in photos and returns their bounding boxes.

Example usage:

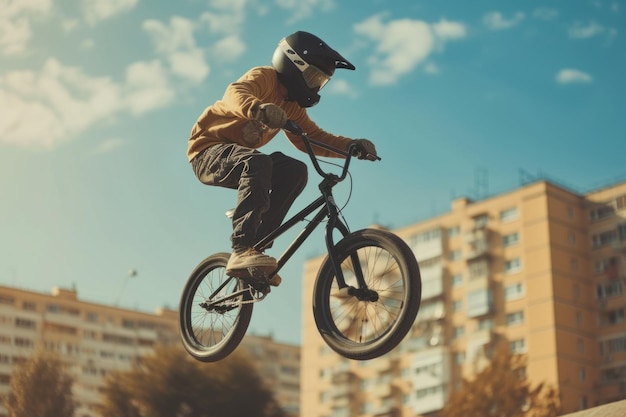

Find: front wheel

[179,253,253,362]
[313,229,421,360]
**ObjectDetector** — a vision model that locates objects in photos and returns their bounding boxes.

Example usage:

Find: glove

[350,138,377,160]
[255,103,287,129]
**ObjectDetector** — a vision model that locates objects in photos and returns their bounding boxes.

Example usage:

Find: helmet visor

[302,65,331,91]
[279,38,332,91]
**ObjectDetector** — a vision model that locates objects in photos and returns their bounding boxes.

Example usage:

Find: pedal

[244,267,271,294]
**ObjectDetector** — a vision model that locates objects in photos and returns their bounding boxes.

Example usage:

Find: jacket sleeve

[284,106,352,158]
[220,68,273,120]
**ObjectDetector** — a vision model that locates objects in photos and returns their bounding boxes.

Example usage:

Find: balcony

[411,236,443,263]
[374,407,402,417]
[467,289,493,318]
[420,265,444,300]
[465,229,491,260]
[331,369,360,385]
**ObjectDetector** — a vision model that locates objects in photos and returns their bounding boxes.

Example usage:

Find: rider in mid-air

[187,31,377,281]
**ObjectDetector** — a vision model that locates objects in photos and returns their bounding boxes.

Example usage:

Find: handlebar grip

[283,119,303,135]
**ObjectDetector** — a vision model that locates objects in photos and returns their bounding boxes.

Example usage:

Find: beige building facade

[0,285,300,417]
[301,179,626,417]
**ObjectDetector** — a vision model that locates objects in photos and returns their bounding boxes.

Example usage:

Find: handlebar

[283,119,379,182]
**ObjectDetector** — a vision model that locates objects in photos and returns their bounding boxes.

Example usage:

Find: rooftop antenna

[472,167,489,200]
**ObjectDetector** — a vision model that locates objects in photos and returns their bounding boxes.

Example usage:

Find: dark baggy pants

[191,143,308,249]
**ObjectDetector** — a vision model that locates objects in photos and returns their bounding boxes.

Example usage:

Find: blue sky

[1,0,625,345]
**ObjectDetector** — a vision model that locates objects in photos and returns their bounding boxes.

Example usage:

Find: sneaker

[268,273,282,287]
[226,248,277,277]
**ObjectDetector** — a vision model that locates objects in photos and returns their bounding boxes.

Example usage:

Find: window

[15,318,36,330]
[577,338,585,353]
[15,337,33,348]
[597,281,623,299]
[600,335,626,354]
[477,318,493,331]
[0,296,14,305]
[500,207,518,222]
[410,228,442,244]
[600,366,626,383]
[46,304,60,313]
[452,300,463,312]
[602,308,625,325]
[451,274,463,287]
[504,283,524,300]
[502,232,519,247]
[589,205,614,221]
[448,226,460,237]
[592,230,617,248]
[571,257,578,271]
[469,259,489,279]
[449,250,462,261]
[506,311,524,326]
[22,302,36,311]
[510,339,526,353]
[453,326,465,339]
[467,289,492,318]
[473,214,489,229]
[617,195,626,210]
[568,231,576,244]
[505,258,522,274]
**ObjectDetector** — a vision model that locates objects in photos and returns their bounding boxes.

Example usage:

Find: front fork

[323,191,369,293]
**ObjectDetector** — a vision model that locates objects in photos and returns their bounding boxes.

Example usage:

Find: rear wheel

[179,253,253,362]
[313,229,421,360]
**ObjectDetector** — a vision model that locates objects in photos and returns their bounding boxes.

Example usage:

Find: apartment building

[0,285,300,417]
[301,179,626,417]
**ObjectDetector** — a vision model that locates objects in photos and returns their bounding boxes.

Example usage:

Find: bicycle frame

[252,120,375,290]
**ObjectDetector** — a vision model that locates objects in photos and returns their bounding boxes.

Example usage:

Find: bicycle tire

[179,253,253,362]
[313,228,421,360]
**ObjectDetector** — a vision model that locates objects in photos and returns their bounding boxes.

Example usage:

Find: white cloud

[432,19,466,41]
[327,78,358,98]
[533,8,559,21]
[0,58,175,150]
[423,62,439,74]
[275,0,335,24]
[81,38,95,49]
[90,137,126,155]
[483,11,525,30]
[568,21,609,39]
[354,14,466,86]
[556,69,593,85]
[143,16,209,83]
[198,1,255,64]
[125,60,175,115]
[212,35,245,62]
[81,0,139,25]
[201,0,246,35]
[0,0,52,55]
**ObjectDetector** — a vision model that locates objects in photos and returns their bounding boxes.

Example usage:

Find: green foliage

[441,344,561,417]
[2,349,75,417]
[97,345,286,417]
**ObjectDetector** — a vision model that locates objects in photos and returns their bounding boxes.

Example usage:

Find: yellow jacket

[187,66,352,162]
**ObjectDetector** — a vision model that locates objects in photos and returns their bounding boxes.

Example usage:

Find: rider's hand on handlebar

[255,103,288,129]
[350,138,378,161]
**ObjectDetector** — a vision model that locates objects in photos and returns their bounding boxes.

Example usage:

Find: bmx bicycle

[179,120,422,362]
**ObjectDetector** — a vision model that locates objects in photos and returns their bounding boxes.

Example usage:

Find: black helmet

[272,31,355,108]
